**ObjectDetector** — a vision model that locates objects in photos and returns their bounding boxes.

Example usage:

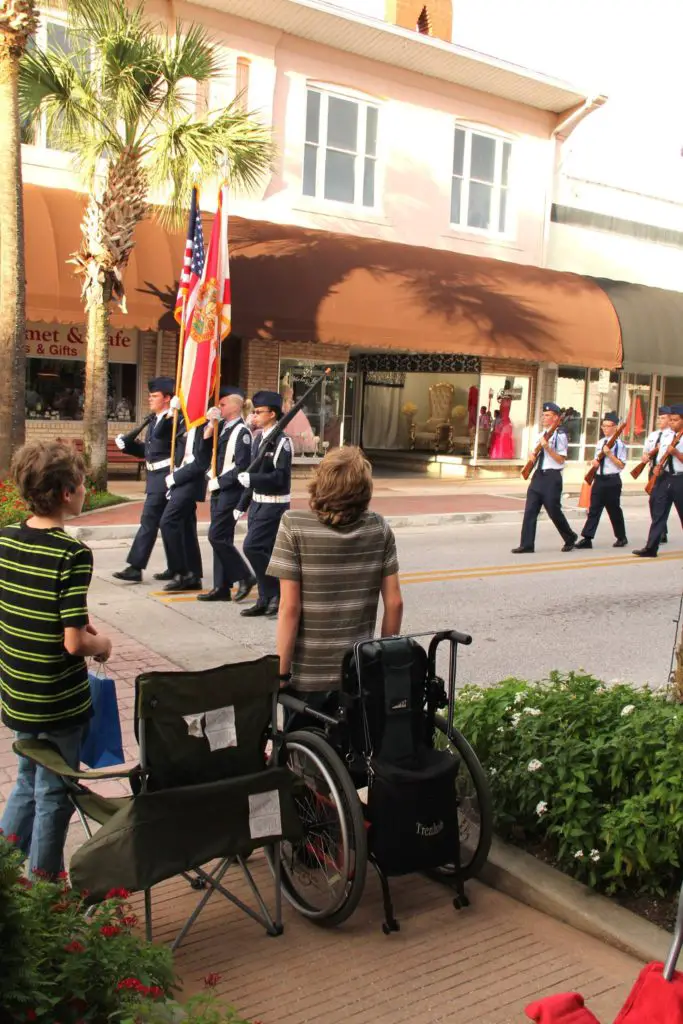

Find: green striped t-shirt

[0,523,93,733]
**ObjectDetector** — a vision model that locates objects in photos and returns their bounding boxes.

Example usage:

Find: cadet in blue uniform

[575,412,628,549]
[238,391,292,618]
[160,402,207,592]
[197,386,256,602]
[112,376,175,583]
[512,401,578,554]
[637,405,671,544]
[633,403,683,557]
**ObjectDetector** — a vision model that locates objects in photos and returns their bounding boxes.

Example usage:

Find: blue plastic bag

[80,669,124,769]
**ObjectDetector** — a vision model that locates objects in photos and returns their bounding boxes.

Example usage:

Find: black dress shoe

[511,546,534,554]
[633,548,657,558]
[163,574,203,592]
[613,538,628,548]
[661,535,668,544]
[561,533,579,552]
[265,598,279,618]
[197,587,232,602]
[113,566,142,583]
[153,569,174,581]
[234,575,257,603]
[575,537,592,549]
[240,602,267,618]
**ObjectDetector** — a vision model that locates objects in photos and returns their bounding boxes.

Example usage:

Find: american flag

[174,186,205,326]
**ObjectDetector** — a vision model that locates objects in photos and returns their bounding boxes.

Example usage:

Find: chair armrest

[13,739,133,781]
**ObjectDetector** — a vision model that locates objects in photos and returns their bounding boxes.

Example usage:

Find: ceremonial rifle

[118,413,154,445]
[645,427,683,495]
[584,421,627,485]
[521,413,566,480]
[631,442,659,480]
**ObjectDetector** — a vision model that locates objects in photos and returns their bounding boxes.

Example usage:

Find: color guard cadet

[575,412,628,549]
[112,376,175,583]
[512,401,578,554]
[638,405,671,544]
[197,386,256,603]
[237,391,292,618]
[159,401,207,592]
[633,403,683,557]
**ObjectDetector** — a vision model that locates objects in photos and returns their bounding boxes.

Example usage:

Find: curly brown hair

[11,441,86,516]
[308,446,373,528]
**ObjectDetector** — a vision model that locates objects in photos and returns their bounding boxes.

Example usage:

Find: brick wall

[385,0,452,41]
[240,339,350,396]
[281,341,350,366]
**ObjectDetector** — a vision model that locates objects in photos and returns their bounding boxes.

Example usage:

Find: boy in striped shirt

[0,442,112,876]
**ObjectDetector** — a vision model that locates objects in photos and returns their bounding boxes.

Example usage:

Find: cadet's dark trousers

[648,479,669,541]
[519,469,576,550]
[160,487,203,579]
[208,493,252,590]
[127,492,170,570]
[582,475,626,541]
[243,502,288,603]
[645,474,683,551]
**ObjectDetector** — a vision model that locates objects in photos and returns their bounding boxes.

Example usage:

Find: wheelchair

[267,629,493,933]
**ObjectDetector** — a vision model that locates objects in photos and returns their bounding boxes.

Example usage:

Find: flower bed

[0,833,257,1023]
[453,672,683,898]
[0,477,126,529]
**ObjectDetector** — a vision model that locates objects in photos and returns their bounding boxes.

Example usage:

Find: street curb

[481,835,671,964]
[66,507,590,542]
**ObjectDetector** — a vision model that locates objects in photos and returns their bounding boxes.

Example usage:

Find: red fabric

[468,385,479,428]
[613,962,683,1023]
[525,992,601,1023]
[625,395,645,437]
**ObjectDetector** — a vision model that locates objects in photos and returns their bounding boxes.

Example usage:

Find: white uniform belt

[252,493,290,504]
[146,458,171,472]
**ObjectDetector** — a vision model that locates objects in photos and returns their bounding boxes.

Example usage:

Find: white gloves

[170,395,182,411]
[206,406,221,421]
[233,509,244,522]
[165,472,175,489]
[114,434,125,451]
[208,477,220,493]
[237,472,250,488]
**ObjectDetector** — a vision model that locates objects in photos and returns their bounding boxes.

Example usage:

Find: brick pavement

[0,622,643,1024]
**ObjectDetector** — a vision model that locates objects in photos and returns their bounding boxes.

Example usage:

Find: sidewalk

[0,618,643,1023]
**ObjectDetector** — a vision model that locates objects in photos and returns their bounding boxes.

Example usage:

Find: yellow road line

[400,551,682,585]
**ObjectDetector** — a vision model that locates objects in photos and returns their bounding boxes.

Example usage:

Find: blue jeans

[1,725,84,877]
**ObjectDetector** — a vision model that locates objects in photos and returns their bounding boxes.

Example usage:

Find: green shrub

[0,477,126,528]
[453,672,683,895]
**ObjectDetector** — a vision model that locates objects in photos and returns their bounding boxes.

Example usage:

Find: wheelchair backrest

[134,655,279,790]
[341,638,432,765]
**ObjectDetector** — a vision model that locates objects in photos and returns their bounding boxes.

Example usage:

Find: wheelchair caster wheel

[453,894,469,910]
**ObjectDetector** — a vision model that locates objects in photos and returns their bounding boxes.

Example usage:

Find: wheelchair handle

[433,629,472,647]
[278,691,340,728]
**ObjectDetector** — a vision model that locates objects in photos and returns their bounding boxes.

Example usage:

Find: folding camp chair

[13,655,302,950]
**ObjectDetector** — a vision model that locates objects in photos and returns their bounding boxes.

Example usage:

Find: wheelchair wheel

[268,729,368,927]
[432,715,493,881]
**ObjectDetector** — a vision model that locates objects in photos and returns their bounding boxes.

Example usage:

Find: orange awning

[24,185,623,367]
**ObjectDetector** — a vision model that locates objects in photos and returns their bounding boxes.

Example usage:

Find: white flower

[514,692,526,705]
[511,713,522,727]
[523,707,541,717]
[590,849,600,862]
[574,849,584,859]
[535,801,548,816]
[621,704,636,717]
[527,759,543,772]
[489,767,497,777]
[497,726,505,734]
[469,692,484,701]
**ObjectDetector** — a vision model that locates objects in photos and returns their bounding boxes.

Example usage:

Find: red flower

[25,1012,37,1022]
[64,941,85,954]
[117,978,145,992]
[204,973,222,988]
[105,887,130,900]
[57,870,69,881]
[17,877,33,889]
[6,833,19,843]
[100,925,121,937]
[121,914,138,928]
[147,986,164,1000]
[51,901,70,913]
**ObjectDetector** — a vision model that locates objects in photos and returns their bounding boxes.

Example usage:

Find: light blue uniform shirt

[593,436,627,476]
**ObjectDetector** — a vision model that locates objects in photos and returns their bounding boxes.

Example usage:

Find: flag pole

[211,180,229,479]
[170,290,187,469]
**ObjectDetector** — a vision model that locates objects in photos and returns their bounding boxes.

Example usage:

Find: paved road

[90,505,683,690]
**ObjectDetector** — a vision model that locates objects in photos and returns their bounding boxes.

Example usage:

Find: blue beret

[219,386,244,399]
[659,405,672,415]
[602,412,619,424]
[252,390,282,410]
[148,376,174,395]
[670,403,683,416]
[543,402,561,415]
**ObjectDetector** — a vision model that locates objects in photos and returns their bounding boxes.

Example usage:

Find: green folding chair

[14,655,302,950]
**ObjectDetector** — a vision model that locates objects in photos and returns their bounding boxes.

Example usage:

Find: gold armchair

[409,383,455,452]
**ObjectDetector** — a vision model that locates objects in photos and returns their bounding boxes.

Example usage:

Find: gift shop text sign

[25,323,139,364]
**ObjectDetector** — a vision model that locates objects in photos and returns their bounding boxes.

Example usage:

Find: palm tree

[0,0,38,475]
[19,0,272,488]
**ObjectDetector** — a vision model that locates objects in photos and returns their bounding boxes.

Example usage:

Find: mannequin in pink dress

[489,397,515,459]
[281,387,316,455]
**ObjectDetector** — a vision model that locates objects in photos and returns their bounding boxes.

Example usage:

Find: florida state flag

[178,185,232,430]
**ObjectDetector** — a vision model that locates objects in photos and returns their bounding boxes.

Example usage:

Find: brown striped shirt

[267,510,399,692]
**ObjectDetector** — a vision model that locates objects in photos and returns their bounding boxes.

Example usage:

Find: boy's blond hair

[308,446,373,528]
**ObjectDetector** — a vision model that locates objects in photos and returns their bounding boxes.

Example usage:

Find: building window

[21,13,89,150]
[451,127,512,234]
[235,57,250,112]
[416,7,431,34]
[303,88,378,208]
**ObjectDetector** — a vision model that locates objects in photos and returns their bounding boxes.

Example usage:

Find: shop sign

[499,386,523,400]
[25,322,138,364]
[598,369,611,394]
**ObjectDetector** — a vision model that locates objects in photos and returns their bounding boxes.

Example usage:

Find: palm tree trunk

[83,298,109,490]
[0,47,26,476]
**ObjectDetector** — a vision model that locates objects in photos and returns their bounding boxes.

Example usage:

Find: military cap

[669,403,683,416]
[542,401,561,415]
[148,376,175,395]
[252,390,282,411]
[602,412,619,424]
[659,405,672,415]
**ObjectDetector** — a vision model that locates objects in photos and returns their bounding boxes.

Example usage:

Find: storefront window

[585,369,620,454]
[555,367,586,461]
[620,373,652,458]
[362,371,480,452]
[279,359,346,459]
[478,374,531,460]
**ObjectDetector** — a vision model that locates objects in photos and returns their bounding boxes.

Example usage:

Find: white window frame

[303,86,379,210]
[450,125,513,237]
[23,8,85,155]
